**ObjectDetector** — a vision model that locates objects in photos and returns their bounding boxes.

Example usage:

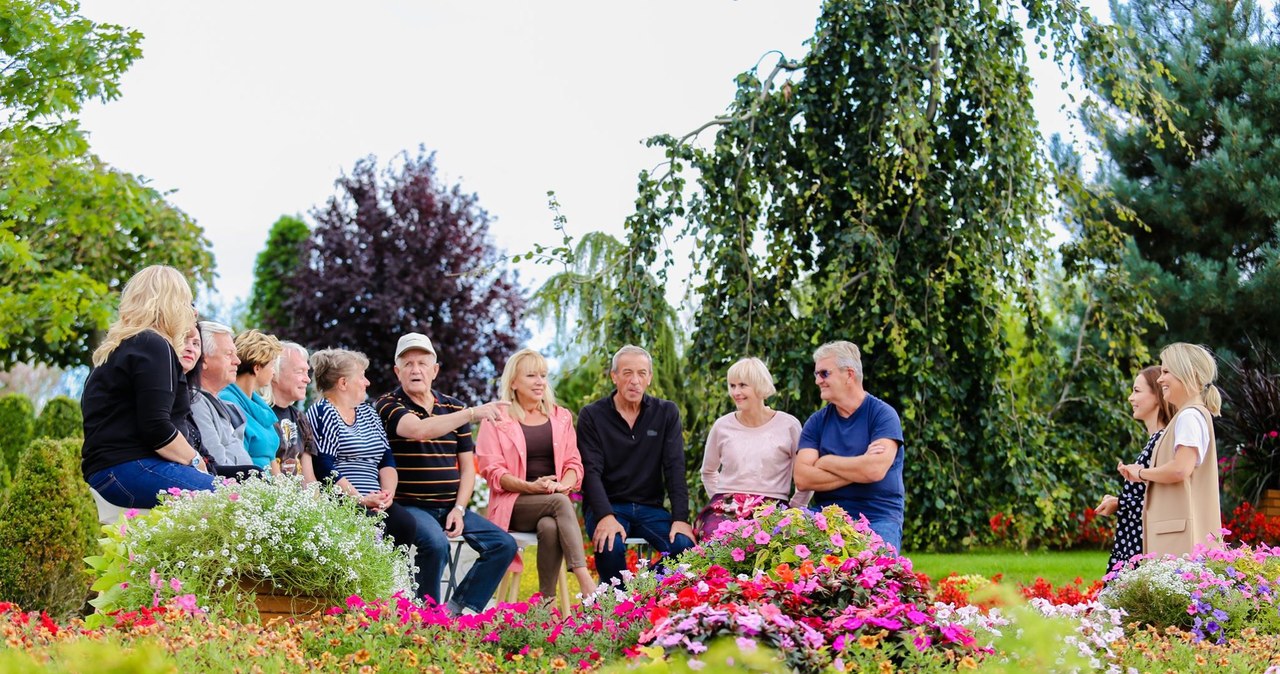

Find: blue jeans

[403,504,516,612]
[816,501,902,552]
[87,458,217,509]
[585,502,695,586]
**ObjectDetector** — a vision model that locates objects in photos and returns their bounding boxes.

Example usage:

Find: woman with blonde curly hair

[81,265,216,508]
[477,348,597,599]
[219,329,283,469]
[1119,343,1225,556]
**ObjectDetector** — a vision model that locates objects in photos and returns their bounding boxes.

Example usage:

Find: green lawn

[903,548,1109,586]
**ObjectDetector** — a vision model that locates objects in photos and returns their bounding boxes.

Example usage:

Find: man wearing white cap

[374,332,515,614]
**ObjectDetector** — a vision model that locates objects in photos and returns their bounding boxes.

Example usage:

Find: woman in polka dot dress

[1095,366,1175,575]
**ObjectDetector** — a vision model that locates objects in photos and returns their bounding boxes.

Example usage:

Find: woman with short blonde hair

[82,265,216,508]
[695,357,810,540]
[478,348,596,599]
[219,329,284,469]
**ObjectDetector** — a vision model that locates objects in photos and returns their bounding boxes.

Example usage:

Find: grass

[903,548,1110,586]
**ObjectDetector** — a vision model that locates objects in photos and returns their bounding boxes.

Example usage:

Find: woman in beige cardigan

[1119,343,1223,556]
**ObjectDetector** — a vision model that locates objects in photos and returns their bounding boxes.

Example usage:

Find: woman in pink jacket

[477,348,598,599]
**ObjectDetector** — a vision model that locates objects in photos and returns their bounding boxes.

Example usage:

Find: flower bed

[7,500,1280,671]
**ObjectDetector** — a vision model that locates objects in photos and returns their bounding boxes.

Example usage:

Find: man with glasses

[793,340,905,550]
[578,344,694,586]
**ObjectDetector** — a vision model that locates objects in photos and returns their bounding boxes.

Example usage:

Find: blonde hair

[310,349,369,394]
[813,340,863,381]
[726,357,777,398]
[1160,343,1222,416]
[234,329,283,376]
[501,348,556,422]
[92,265,195,366]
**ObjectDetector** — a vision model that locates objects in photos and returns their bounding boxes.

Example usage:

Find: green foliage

[0,640,176,674]
[247,215,309,329]
[0,437,97,618]
[0,0,215,369]
[575,0,1172,551]
[34,394,82,440]
[1084,0,1280,355]
[0,392,35,487]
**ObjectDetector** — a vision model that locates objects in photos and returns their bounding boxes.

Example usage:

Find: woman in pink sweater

[696,357,812,540]
[477,349,598,599]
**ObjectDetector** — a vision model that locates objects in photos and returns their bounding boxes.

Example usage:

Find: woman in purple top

[695,357,812,541]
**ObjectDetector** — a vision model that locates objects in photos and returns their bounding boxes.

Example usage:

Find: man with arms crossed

[793,340,906,550]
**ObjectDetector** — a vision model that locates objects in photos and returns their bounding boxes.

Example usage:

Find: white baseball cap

[395,332,436,359]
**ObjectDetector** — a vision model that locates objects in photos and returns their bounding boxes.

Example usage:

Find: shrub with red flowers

[1018,576,1103,605]
[1223,500,1280,546]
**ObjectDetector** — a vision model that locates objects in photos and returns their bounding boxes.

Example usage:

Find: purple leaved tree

[278,147,527,402]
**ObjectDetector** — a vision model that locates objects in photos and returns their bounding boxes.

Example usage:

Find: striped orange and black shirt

[374,387,472,508]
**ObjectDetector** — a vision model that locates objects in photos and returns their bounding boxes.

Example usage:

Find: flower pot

[1262,490,1280,518]
[241,581,337,623]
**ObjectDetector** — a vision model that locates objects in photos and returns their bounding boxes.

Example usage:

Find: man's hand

[592,514,625,553]
[1095,494,1119,517]
[669,520,694,544]
[472,401,511,423]
[445,507,466,537]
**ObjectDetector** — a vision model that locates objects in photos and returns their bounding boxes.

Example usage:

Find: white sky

[77,0,1090,328]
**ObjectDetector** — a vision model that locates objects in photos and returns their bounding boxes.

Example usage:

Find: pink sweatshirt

[700,410,812,508]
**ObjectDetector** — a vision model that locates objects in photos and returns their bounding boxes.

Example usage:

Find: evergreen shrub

[0,438,98,618]
[0,393,35,486]
[34,395,83,441]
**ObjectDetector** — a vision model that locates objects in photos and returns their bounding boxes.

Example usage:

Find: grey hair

[610,344,653,373]
[813,340,863,381]
[198,320,235,353]
[274,341,309,375]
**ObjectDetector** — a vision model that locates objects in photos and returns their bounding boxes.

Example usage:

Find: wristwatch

[453,505,465,513]
[189,455,202,468]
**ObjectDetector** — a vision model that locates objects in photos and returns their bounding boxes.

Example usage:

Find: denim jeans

[403,504,516,612]
[585,502,695,586]
[87,458,217,509]
[815,501,903,551]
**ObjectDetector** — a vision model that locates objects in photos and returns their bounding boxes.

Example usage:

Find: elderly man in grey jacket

[192,321,258,474]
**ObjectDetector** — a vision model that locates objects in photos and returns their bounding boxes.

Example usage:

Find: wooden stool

[495,531,570,613]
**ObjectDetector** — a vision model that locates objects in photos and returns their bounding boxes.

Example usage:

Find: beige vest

[1143,404,1223,556]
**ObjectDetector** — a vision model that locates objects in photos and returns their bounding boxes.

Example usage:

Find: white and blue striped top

[305,399,393,495]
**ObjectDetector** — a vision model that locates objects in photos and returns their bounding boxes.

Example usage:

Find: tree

[248,215,309,329]
[1084,0,1280,354]
[279,148,527,401]
[0,0,215,368]
[591,0,1175,550]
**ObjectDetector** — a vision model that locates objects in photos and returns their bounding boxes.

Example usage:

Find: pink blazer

[476,405,584,572]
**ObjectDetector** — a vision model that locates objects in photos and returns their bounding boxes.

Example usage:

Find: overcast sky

[77,0,1088,328]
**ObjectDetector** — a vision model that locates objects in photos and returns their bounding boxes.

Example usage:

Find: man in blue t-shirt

[794,340,906,550]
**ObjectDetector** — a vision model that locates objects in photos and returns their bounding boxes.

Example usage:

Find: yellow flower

[353,648,371,664]
[958,656,978,670]
[551,658,568,670]
[879,660,894,674]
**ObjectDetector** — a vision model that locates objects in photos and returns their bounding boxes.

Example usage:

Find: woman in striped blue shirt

[305,348,415,548]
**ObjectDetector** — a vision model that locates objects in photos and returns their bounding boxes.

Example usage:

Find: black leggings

[366,502,417,549]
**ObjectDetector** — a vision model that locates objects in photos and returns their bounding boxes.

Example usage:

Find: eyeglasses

[814,369,835,380]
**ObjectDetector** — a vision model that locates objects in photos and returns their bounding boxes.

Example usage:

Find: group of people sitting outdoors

[79,265,908,613]
[79,264,1220,614]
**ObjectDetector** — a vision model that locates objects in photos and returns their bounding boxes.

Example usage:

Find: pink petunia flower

[754,531,771,545]
[731,548,746,562]
[794,544,811,558]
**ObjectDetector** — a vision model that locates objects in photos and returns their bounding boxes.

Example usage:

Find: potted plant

[85,475,412,626]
